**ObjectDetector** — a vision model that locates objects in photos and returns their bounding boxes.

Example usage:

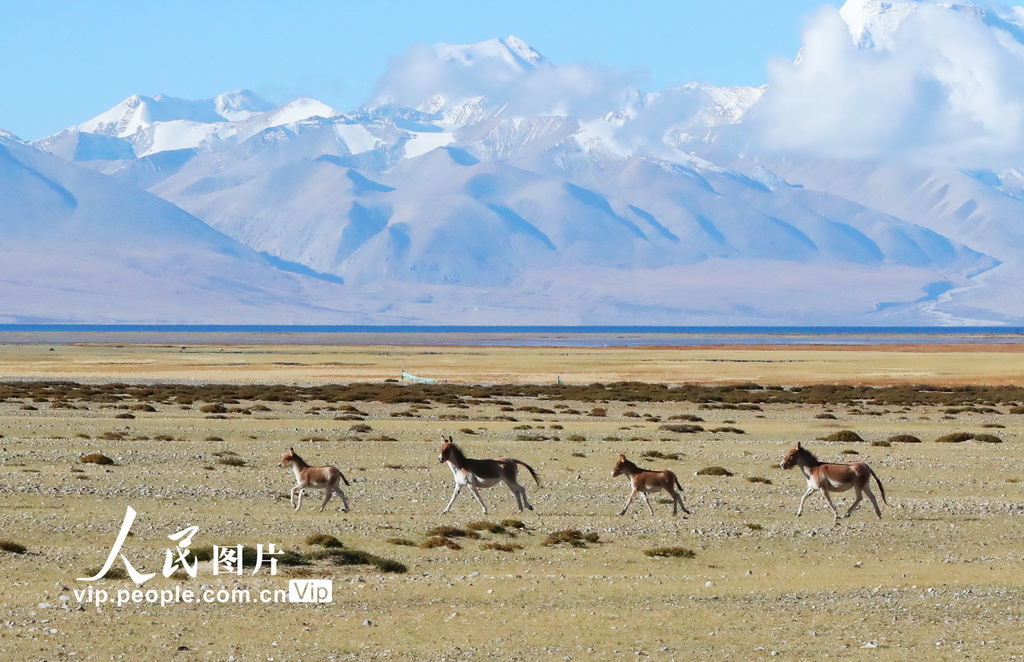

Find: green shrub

[305,534,344,548]
[887,434,922,444]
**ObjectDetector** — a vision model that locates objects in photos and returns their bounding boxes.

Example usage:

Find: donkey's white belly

[449,463,500,488]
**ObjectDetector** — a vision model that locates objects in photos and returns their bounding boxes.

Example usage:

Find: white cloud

[748,2,1024,167]
[371,40,639,122]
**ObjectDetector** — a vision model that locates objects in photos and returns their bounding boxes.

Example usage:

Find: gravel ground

[1,390,1023,660]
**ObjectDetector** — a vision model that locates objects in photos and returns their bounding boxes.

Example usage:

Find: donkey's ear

[290,446,295,453]
[618,454,626,461]
[796,442,802,449]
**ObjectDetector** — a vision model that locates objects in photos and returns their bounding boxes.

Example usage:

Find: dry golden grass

[1,341,1023,659]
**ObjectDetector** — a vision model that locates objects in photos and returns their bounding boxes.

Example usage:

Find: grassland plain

[1,342,1023,660]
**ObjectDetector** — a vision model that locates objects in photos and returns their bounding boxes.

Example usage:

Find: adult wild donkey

[438,436,540,514]
[279,447,350,513]
[780,443,887,523]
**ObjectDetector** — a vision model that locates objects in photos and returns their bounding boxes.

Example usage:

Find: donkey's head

[438,436,455,464]
[612,454,630,477]
[280,447,299,468]
[780,442,806,470]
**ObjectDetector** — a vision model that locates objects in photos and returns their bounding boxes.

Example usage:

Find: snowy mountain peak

[266,98,338,125]
[838,0,1024,50]
[839,0,924,49]
[214,89,275,121]
[433,35,548,71]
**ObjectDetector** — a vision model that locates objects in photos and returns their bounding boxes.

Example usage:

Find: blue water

[0,325,1022,347]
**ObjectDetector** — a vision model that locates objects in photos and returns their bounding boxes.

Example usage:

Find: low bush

[466,521,507,535]
[644,547,695,559]
[542,530,599,548]
[420,537,461,550]
[79,453,115,466]
[658,424,704,434]
[425,526,479,539]
[305,534,344,548]
[934,432,975,443]
[696,466,733,477]
[887,434,922,444]
[0,540,27,554]
[821,430,864,442]
[482,542,523,552]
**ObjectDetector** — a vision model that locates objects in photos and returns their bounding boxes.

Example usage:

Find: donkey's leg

[511,480,534,511]
[294,487,305,511]
[318,486,333,512]
[668,488,690,516]
[844,486,864,518]
[468,483,488,514]
[441,484,462,514]
[864,486,882,518]
[820,490,841,522]
[619,490,638,516]
[333,485,350,512]
[504,480,524,512]
[797,487,817,516]
[640,492,656,516]
[289,485,299,509]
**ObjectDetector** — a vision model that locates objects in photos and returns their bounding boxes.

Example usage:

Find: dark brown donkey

[612,454,691,517]
[780,443,887,523]
[438,437,540,514]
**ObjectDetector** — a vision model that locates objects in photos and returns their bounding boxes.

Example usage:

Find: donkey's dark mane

[796,446,821,465]
[445,442,468,463]
[289,451,308,467]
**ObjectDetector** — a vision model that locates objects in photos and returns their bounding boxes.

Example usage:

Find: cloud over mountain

[749,0,1024,167]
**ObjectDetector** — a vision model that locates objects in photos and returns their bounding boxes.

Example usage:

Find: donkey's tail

[337,469,351,487]
[869,467,888,505]
[674,474,685,493]
[514,459,542,487]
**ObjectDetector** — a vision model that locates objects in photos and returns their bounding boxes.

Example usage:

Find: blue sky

[3,0,841,140]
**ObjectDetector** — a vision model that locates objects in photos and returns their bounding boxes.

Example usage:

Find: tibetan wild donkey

[780,443,887,523]
[612,454,691,517]
[279,447,350,512]
[438,436,540,514]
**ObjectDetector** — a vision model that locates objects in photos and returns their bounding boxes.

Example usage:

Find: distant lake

[1,325,1023,347]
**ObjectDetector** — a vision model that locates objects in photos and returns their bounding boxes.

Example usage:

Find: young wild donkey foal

[279,447,350,513]
[612,454,691,517]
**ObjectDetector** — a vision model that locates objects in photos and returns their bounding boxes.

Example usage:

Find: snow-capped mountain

[0,133,375,323]
[19,0,1024,325]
